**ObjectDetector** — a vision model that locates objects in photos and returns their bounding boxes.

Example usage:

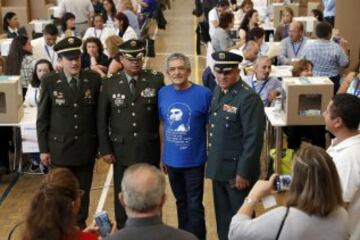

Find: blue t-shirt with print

[158,83,212,168]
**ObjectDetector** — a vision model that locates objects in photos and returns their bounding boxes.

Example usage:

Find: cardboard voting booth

[0,76,24,123]
[280,77,333,125]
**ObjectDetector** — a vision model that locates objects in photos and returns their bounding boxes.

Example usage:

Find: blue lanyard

[44,45,55,62]
[291,39,303,57]
[251,79,269,96]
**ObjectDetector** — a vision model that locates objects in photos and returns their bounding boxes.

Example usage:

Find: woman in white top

[229,144,349,240]
[114,12,137,41]
[24,59,54,107]
[83,14,115,45]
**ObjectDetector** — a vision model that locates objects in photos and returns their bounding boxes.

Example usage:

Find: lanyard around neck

[94,28,103,39]
[291,38,303,57]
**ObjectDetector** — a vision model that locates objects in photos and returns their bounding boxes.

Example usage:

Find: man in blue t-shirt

[158,53,212,240]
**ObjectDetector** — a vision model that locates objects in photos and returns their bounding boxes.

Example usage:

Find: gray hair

[166,53,191,71]
[254,55,271,68]
[121,163,165,213]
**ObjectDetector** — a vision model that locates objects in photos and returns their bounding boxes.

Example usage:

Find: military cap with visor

[119,39,146,60]
[54,36,82,59]
[212,51,243,72]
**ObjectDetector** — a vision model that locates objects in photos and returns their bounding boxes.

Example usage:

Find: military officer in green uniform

[97,39,164,228]
[37,37,102,228]
[207,51,265,240]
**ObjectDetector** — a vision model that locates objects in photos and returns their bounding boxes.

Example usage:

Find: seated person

[239,9,260,41]
[337,62,360,98]
[246,27,268,55]
[114,12,138,41]
[81,37,109,78]
[83,14,115,45]
[106,163,198,240]
[2,12,27,38]
[208,0,230,39]
[231,40,259,79]
[278,21,307,65]
[243,56,281,106]
[325,94,360,240]
[311,8,324,22]
[234,0,254,27]
[228,144,349,240]
[61,12,77,38]
[211,12,242,52]
[274,6,294,41]
[22,168,114,239]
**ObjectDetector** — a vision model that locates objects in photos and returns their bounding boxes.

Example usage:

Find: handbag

[275,207,290,240]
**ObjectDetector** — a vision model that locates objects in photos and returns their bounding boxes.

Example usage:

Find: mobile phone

[273,175,292,192]
[94,211,112,237]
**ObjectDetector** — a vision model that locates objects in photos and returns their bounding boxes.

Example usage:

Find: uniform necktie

[70,78,78,95]
[129,78,136,96]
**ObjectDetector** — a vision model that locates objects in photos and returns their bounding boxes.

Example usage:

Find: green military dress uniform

[36,37,102,226]
[206,51,265,240]
[97,39,164,228]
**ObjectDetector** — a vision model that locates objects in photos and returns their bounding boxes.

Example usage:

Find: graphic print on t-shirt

[166,102,192,150]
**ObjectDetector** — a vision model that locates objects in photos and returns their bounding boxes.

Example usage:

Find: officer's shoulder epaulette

[145,69,163,76]
[241,83,250,91]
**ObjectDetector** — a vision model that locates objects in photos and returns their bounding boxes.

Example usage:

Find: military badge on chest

[223,104,237,114]
[53,90,66,106]
[141,88,156,98]
[112,93,126,107]
[84,89,92,99]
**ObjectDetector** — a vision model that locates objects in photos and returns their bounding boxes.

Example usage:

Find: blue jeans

[166,164,206,240]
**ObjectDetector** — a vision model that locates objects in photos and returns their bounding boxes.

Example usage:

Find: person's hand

[160,162,167,175]
[102,154,115,164]
[83,221,99,234]
[235,175,250,190]
[110,219,117,234]
[248,174,278,200]
[268,90,278,102]
[40,153,51,166]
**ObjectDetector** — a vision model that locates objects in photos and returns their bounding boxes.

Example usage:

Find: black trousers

[212,180,250,240]
[54,163,94,225]
[113,162,127,229]
[324,16,335,27]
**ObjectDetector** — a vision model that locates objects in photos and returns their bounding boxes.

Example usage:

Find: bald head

[289,21,303,42]
[243,40,260,62]
[121,163,166,213]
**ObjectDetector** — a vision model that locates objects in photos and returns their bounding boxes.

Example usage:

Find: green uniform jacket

[206,80,265,182]
[37,70,102,166]
[97,69,164,166]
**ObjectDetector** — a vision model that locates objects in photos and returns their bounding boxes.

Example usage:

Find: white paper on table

[305,20,314,33]
[21,124,39,153]
[34,22,43,33]
[1,39,13,56]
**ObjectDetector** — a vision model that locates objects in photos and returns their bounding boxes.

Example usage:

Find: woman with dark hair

[274,7,294,41]
[114,12,137,41]
[22,168,101,240]
[23,59,53,173]
[118,0,141,37]
[239,9,259,41]
[211,12,242,52]
[246,27,268,55]
[83,14,114,45]
[81,37,109,78]
[24,59,54,107]
[234,0,254,27]
[5,36,36,96]
[102,0,117,26]
[61,12,77,38]
[311,9,324,22]
[3,11,27,38]
[229,144,348,240]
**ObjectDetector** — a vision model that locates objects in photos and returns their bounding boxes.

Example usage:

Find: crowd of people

[0,0,359,240]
